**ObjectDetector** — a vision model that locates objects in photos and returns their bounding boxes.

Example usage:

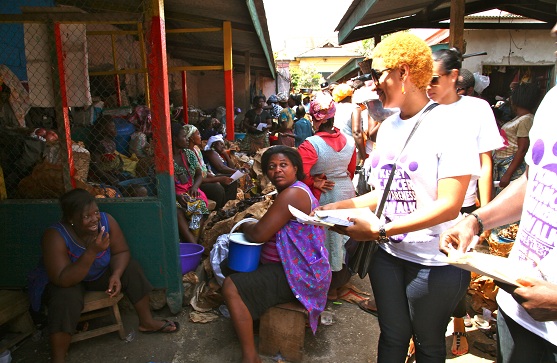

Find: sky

[262,0,355,59]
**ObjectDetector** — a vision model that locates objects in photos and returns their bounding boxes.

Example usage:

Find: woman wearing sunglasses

[427,48,503,357]
[316,32,481,362]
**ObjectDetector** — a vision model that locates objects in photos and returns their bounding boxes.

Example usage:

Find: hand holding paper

[256,122,268,131]
[229,169,246,182]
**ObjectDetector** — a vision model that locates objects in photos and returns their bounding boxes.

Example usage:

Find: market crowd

[29,27,557,363]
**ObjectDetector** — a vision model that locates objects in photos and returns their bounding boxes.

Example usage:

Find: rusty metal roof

[336,0,557,45]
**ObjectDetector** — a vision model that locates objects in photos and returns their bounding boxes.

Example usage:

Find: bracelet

[468,212,484,237]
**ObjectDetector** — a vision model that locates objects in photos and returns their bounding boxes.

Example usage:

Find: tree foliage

[290,64,321,91]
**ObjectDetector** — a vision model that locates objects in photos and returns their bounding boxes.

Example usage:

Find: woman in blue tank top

[33,189,179,363]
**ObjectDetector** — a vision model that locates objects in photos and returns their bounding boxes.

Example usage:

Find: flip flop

[140,319,180,334]
[357,299,378,316]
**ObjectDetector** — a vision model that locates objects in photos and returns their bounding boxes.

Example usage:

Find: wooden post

[145,0,183,313]
[137,22,150,107]
[182,71,188,124]
[111,34,121,106]
[223,21,234,141]
[52,22,75,190]
[245,50,251,119]
[449,0,465,53]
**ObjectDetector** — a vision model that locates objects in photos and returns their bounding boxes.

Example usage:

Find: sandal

[405,338,415,363]
[451,331,469,356]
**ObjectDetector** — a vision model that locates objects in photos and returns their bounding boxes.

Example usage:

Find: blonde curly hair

[371,32,433,90]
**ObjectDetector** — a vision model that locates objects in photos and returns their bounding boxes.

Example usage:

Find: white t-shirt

[370,102,481,265]
[496,86,557,346]
[444,96,503,207]
[333,102,359,137]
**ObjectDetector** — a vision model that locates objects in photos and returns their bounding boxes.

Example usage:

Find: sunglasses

[430,73,450,86]
[370,68,392,85]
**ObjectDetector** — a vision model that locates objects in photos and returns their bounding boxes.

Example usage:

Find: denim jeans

[370,248,470,363]
[497,309,557,363]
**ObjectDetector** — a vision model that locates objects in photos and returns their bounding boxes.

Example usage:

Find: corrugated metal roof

[336,1,556,45]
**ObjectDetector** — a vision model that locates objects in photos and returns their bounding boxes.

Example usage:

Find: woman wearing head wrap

[171,123,210,243]
[299,93,357,298]
[241,96,272,155]
[274,92,296,147]
[316,32,481,362]
[203,135,245,177]
[181,126,235,211]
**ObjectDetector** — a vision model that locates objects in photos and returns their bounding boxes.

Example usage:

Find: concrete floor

[9,276,497,363]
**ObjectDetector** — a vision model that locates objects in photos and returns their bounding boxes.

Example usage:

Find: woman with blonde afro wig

[314,31,480,362]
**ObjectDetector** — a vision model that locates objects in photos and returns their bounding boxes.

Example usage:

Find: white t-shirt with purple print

[497,86,557,346]
[369,101,481,266]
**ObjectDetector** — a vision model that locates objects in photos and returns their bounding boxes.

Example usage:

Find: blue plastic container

[179,243,204,274]
[113,117,135,156]
[234,132,246,141]
[228,232,264,272]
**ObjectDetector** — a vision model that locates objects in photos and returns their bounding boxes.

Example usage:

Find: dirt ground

[8,275,498,363]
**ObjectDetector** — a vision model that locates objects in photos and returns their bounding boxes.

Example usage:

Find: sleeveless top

[273,181,331,334]
[306,134,356,271]
[28,212,111,311]
[52,212,112,281]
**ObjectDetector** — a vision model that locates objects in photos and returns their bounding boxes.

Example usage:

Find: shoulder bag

[348,103,439,278]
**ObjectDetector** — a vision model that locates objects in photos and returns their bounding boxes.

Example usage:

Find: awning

[43,0,276,78]
[327,57,365,83]
[336,0,557,45]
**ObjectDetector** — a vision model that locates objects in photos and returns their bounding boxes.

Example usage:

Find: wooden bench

[70,291,126,343]
[259,301,308,362]
[0,290,35,351]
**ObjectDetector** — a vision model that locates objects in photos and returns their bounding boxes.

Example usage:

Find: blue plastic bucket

[228,233,263,272]
[114,117,135,156]
[227,218,263,272]
[179,243,204,274]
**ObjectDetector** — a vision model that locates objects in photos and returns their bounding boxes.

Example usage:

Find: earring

[401,83,406,94]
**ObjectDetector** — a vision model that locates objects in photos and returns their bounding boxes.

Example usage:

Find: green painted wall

[0,174,183,312]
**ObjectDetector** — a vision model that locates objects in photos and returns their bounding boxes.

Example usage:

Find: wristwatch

[378,225,389,243]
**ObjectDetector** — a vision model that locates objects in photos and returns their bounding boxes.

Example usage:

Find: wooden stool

[259,301,308,363]
[0,290,35,351]
[70,291,126,343]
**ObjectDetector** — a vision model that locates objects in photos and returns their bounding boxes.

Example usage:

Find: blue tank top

[49,212,112,281]
[28,212,112,311]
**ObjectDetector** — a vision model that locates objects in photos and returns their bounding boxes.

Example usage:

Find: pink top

[260,235,280,264]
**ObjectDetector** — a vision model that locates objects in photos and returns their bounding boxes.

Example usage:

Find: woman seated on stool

[222,146,331,363]
[30,188,178,363]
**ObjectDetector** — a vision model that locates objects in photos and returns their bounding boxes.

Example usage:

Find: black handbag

[348,103,438,279]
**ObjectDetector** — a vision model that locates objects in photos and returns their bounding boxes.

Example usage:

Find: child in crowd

[293,105,313,147]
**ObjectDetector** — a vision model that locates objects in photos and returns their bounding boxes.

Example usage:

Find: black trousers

[45,259,152,334]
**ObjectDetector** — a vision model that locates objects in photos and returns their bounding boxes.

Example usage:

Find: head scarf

[332,83,354,102]
[204,134,224,150]
[276,92,289,103]
[183,124,198,140]
[309,93,336,128]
